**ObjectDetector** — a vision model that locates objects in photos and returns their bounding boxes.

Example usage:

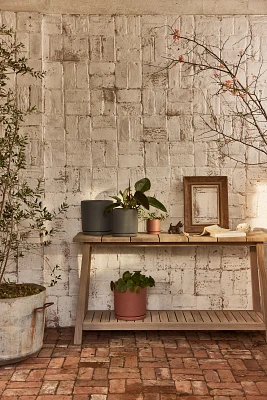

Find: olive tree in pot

[0,25,67,365]
[110,271,155,320]
[105,178,167,237]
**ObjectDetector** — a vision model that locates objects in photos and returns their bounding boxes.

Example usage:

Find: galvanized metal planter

[0,284,51,365]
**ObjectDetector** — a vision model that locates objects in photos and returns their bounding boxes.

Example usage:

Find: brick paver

[1,328,267,399]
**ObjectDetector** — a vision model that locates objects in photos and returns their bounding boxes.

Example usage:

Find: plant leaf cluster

[138,209,169,221]
[0,282,42,298]
[105,178,167,213]
[110,270,155,294]
[0,25,67,292]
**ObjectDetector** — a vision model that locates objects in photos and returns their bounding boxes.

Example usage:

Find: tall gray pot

[81,200,113,236]
[112,208,138,237]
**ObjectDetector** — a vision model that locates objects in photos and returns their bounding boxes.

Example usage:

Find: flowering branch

[163,27,267,164]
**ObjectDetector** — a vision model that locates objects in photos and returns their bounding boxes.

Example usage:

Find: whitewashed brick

[169,142,194,166]
[116,36,141,62]
[62,14,89,35]
[45,141,66,167]
[44,62,63,89]
[65,89,89,103]
[221,270,234,295]
[43,14,62,35]
[63,62,76,88]
[2,11,16,30]
[128,16,141,36]
[29,33,42,59]
[89,15,115,35]
[65,101,90,115]
[44,89,63,115]
[221,17,234,36]
[76,63,89,88]
[90,36,101,61]
[78,116,91,140]
[106,141,117,166]
[117,89,141,103]
[63,35,89,61]
[223,295,249,309]
[16,32,30,56]
[117,102,142,116]
[65,115,78,139]
[90,62,115,88]
[115,62,127,88]
[118,142,144,167]
[167,116,180,141]
[45,167,67,193]
[143,116,167,141]
[91,128,117,141]
[66,140,91,166]
[128,62,142,88]
[102,36,115,62]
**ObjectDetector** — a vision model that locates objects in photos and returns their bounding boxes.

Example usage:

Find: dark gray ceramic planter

[112,208,138,237]
[81,200,112,235]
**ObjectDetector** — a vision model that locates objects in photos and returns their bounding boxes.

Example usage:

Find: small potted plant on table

[139,210,168,234]
[111,270,155,320]
[105,178,167,237]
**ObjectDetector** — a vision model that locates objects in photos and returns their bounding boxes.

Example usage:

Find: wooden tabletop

[73,231,267,244]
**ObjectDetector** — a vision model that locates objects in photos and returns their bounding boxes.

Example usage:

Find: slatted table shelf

[84,310,265,331]
[73,231,267,345]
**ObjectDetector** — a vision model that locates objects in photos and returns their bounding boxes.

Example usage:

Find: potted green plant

[105,178,167,237]
[110,271,155,320]
[0,25,67,365]
[138,209,168,234]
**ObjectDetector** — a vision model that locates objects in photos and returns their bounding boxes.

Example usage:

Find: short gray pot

[81,200,113,235]
[112,208,138,237]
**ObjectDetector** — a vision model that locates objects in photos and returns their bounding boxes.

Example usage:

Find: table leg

[256,243,267,341]
[74,243,91,345]
[250,246,261,312]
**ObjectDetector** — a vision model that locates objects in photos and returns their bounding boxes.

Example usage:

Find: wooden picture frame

[183,176,229,233]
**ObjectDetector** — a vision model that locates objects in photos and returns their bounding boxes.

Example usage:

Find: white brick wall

[3,10,267,327]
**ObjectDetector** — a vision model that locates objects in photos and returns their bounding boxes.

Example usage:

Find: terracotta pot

[146,219,161,234]
[114,285,147,320]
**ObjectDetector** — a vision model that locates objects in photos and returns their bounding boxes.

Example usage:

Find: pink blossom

[178,55,184,62]
[224,80,232,88]
[172,29,180,40]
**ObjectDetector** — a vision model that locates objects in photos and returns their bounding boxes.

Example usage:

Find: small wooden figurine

[168,221,183,234]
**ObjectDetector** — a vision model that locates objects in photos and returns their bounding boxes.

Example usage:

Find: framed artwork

[183,176,229,233]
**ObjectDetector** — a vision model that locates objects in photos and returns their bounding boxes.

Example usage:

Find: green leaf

[103,202,120,214]
[134,191,149,210]
[147,196,167,212]
[122,271,131,281]
[117,279,127,292]
[110,196,122,202]
[134,178,151,193]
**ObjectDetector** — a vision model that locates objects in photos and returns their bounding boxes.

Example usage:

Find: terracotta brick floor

[2,328,267,399]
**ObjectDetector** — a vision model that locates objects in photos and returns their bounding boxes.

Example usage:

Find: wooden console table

[73,231,267,345]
